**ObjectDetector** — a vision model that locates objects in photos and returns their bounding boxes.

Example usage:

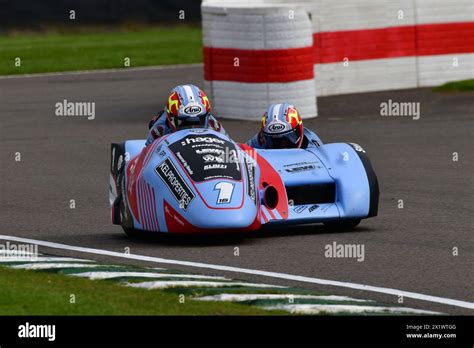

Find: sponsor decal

[196,148,224,155]
[308,204,318,213]
[203,154,225,163]
[183,105,203,115]
[285,165,315,173]
[243,157,257,204]
[155,158,195,210]
[170,135,242,182]
[180,136,225,147]
[267,122,287,133]
[284,161,318,173]
[176,152,193,175]
[204,164,227,170]
[189,129,207,133]
[293,205,307,214]
[349,143,366,153]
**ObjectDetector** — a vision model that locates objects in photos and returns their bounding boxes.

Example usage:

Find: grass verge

[0,266,281,315]
[0,26,202,75]
[433,79,474,92]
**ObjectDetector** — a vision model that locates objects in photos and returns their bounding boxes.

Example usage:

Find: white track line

[12,263,108,270]
[265,304,440,315]
[195,294,372,302]
[72,271,229,281]
[0,63,203,80]
[0,235,473,310]
[0,257,93,263]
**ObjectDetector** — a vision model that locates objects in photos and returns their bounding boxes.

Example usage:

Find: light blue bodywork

[111,128,378,233]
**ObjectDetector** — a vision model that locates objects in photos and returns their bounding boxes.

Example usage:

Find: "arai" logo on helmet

[184,105,203,115]
[267,123,286,133]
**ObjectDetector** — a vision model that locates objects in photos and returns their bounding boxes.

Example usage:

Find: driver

[146,84,227,146]
[247,103,321,149]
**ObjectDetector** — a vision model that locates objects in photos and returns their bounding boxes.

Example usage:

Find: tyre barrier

[202,0,474,119]
[202,2,317,119]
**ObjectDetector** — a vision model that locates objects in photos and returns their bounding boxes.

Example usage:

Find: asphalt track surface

[1,66,473,314]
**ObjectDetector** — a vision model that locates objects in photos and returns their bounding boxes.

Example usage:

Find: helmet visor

[262,128,301,149]
[174,113,209,129]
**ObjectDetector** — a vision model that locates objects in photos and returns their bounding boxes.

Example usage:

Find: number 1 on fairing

[214,182,234,204]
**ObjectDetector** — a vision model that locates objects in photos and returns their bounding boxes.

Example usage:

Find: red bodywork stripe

[147,183,159,232]
[151,187,160,232]
[163,199,260,234]
[140,178,149,231]
[126,135,171,223]
[239,143,288,221]
[261,208,269,223]
[266,207,276,220]
[146,182,155,231]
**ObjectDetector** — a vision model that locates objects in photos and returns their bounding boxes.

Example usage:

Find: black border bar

[0,315,472,346]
